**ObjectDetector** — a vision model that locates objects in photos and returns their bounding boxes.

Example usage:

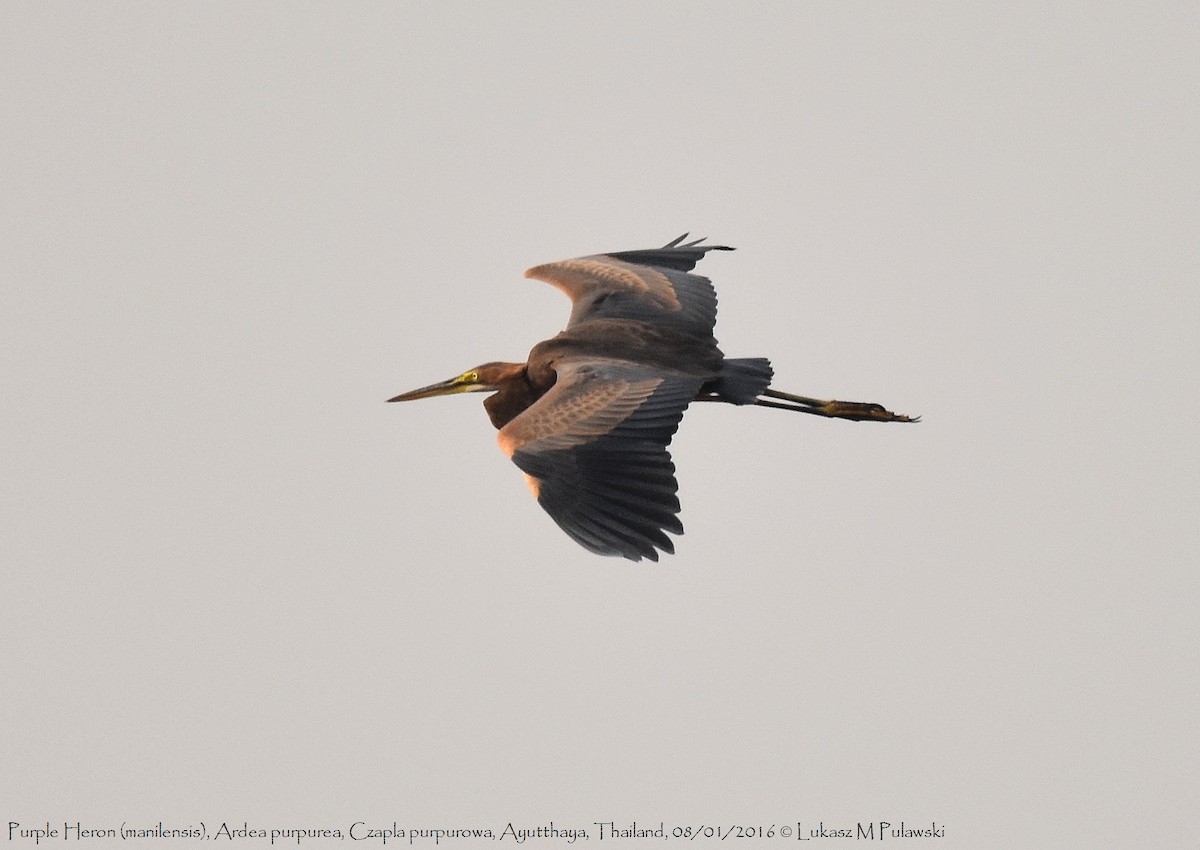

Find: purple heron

[389,235,916,561]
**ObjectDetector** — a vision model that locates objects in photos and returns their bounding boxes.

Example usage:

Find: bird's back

[527,318,724,389]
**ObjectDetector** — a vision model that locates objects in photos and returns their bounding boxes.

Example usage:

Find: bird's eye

[463,371,478,383]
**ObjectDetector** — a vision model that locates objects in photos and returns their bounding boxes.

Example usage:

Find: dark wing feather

[524,236,733,335]
[605,233,734,272]
[497,359,703,562]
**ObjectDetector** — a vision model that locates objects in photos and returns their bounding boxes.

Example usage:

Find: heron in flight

[389,235,916,561]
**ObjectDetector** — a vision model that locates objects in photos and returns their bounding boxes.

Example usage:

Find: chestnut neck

[481,364,540,430]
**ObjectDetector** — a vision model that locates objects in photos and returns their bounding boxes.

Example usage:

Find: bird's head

[387,362,526,403]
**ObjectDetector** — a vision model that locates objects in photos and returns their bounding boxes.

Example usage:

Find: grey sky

[2,4,1197,847]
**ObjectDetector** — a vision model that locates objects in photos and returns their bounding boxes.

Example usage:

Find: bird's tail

[710,357,774,404]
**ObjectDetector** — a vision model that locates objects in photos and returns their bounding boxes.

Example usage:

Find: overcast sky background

[2,3,1197,848]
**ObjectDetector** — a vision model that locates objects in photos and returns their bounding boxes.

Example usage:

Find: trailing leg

[756,388,918,422]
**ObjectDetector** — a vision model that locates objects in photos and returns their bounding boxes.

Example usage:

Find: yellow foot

[821,400,919,422]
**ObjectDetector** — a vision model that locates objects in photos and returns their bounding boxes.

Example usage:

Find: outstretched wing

[524,234,733,335]
[497,358,704,561]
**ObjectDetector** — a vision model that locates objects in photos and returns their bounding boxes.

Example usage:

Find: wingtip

[663,233,735,252]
